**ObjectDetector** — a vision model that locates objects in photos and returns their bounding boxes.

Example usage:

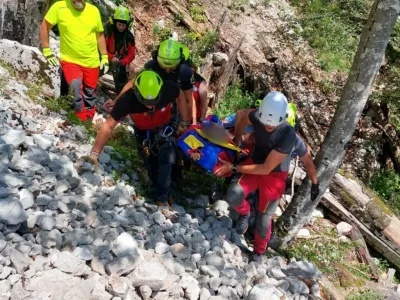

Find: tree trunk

[275,0,400,247]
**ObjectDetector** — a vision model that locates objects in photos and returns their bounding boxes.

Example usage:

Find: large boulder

[0,39,60,98]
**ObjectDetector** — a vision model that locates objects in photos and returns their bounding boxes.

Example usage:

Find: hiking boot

[156,201,178,223]
[236,213,251,235]
[249,252,263,264]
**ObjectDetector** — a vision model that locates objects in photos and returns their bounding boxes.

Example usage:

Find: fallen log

[165,0,206,35]
[292,166,400,270]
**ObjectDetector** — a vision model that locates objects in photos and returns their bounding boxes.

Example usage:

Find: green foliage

[214,80,255,118]
[346,290,383,300]
[290,0,373,72]
[152,24,172,43]
[369,169,400,215]
[228,0,248,11]
[189,0,207,23]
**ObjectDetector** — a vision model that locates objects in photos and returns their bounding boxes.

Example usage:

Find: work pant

[60,61,99,121]
[111,62,129,95]
[135,128,176,204]
[225,158,287,254]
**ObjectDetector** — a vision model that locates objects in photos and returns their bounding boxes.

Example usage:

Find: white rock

[155,242,170,255]
[129,261,168,291]
[0,197,27,225]
[248,284,280,300]
[296,228,310,238]
[336,222,353,236]
[139,285,152,300]
[18,189,34,209]
[107,275,128,297]
[111,232,138,257]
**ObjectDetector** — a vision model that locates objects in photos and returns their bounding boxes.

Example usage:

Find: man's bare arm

[91,116,119,155]
[237,150,287,175]
[40,20,53,48]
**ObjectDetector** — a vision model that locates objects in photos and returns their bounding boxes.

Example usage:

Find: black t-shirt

[249,110,296,172]
[144,59,194,91]
[110,83,180,121]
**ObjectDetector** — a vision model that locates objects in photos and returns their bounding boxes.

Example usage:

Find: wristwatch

[232,164,238,173]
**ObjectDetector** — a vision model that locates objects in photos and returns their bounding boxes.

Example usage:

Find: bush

[369,169,400,215]
[290,0,373,72]
[214,80,255,118]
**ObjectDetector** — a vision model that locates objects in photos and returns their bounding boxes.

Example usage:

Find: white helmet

[258,91,288,126]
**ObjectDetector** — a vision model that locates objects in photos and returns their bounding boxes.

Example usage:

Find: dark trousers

[112,63,128,95]
[135,128,176,204]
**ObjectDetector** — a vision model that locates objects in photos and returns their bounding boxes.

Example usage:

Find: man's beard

[72,1,85,11]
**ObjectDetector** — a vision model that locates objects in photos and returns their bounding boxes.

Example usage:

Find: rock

[194,195,209,208]
[210,277,222,290]
[99,152,111,164]
[155,242,170,255]
[111,232,138,257]
[0,266,12,280]
[26,146,51,166]
[170,243,191,260]
[108,275,128,297]
[129,261,168,291]
[283,261,322,279]
[0,241,6,252]
[73,246,94,261]
[10,250,31,273]
[0,174,29,188]
[105,254,141,276]
[52,251,83,274]
[201,265,220,278]
[213,200,229,215]
[0,144,15,164]
[18,188,34,209]
[200,288,211,300]
[2,129,25,147]
[37,215,55,231]
[185,280,201,300]
[212,52,229,66]
[296,228,310,238]
[248,285,280,300]
[139,285,152,300]
[286,276,310,294]
[269,267,287,279]
[11,280,31,299]
[336,222,352,236]
[91,257,106,275]
[55,180,70,195]
[153,211,166,225]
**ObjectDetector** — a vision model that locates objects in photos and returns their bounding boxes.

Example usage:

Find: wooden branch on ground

[165,0,205,35]
[132,12,149,31]
[348,222,379,281]
[384,268,396,287]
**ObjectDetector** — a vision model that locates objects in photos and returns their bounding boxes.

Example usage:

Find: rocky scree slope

[0,58,323,300]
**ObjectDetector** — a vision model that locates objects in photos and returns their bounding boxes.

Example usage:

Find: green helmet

[113,6,130,23]
[134,70,163,106]
[286,103,297,127]
[157,40,182,68]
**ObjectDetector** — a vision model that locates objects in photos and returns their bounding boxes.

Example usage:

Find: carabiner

[162,126,174,138]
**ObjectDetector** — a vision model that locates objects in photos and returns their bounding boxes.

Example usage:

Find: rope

[291,156,299,198]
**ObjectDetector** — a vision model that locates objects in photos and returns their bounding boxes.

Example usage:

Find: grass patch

[214,79,255,118]
[346,290,383,300]
[289,0,373,72]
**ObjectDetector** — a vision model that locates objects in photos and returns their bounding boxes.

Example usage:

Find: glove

[42,47,59,67]
[76,152,99,173]
[100,54,109,74]
[311,182,320,202]
[176,120,190,136]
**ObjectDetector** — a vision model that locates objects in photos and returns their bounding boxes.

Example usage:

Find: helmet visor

[157,56,180,68]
